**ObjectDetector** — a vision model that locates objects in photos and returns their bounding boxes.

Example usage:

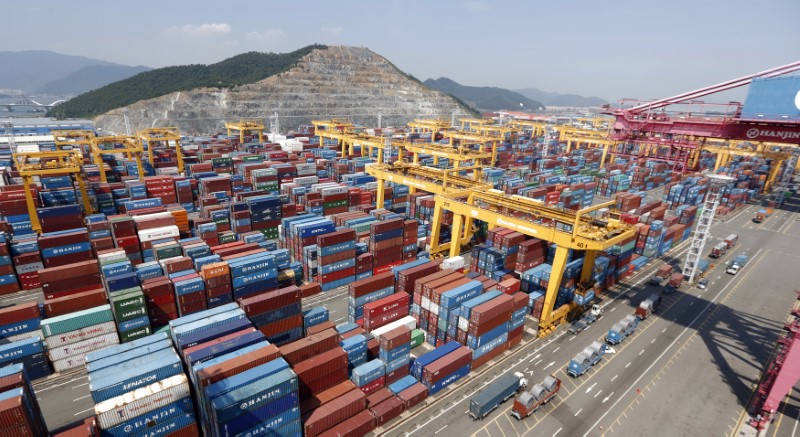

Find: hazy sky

[3,0,798,101]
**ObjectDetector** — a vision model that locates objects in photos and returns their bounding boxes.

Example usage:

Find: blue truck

[468,372,528,420]
[567,341,606,377]
[606,315,639,345]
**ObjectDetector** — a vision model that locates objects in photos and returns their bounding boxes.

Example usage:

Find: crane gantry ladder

[682,174,733,283]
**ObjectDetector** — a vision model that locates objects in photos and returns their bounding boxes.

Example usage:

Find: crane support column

[376,179,386,209]
[449,214,464,258]
[539,245,571,334]
[600,143,610,168]
[76,176,93,214]
[428,202,445,253]
[22,177,40,234]
[765,159,785,193]
[580,250,597,283]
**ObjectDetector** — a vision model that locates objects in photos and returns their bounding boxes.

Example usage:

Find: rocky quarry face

[94,46,471,135]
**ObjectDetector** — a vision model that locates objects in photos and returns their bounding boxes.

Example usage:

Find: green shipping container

[323,199,348,209]
[120,325,152,343]
[41,305,114,337]
[111,291,146,318]
[410,329,425,349]
[155,244,182,260]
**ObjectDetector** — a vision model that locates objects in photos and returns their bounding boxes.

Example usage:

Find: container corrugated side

[41,305,113,337]
[95,374,190,429]
[44,321,117,349]
[84,332,169,363]
[210,367,298,426]
[48,333,119,361]
[100,397,193,437]
[89,351,182,403]
[86,339,172,374]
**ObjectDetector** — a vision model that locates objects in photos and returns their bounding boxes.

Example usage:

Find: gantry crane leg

[22,176,40,234]
[538,245,571,337]
[580,251,597,284]
[376,179,386,209]
[765,159,785,193]
[449,214,464,258]
[76,175,93,214]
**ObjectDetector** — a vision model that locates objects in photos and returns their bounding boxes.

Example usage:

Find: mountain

[515,87,607,107]
[72,46,474,135]
[423,77,545,112]
[0,50,125,91]
[36,65,152,95]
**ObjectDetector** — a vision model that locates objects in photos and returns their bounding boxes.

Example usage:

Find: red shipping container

[306,321,336,336]
[359,375,385,395]
[497,278,521,294]
[348,272,394,298]
[363,293,410,321]
[365,387,393,409]
[303,386,367,437]
[364,307,406,331]
[385,365,409,385]
[279,328,339,365]
[195,343,281,388]
[369,395,405,426]
[468,312,509,337]
[300,282,322,298]
[423,346,472,385]
[294,347,348,386]
[43,288,107,317]
[257,314,303,338]
[0,302,39,325]
[379,325,412,350]
[301,380,357,415]
[237,286,301,317]
[471,341,510,370]
[469,294,513,325]
[317,409,376,437]
[397,383,428,409]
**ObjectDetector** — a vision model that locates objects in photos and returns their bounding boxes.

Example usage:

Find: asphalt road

[379,200,800,437]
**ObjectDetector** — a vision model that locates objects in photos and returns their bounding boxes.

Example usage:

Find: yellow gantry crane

[432,189,635,336]
[14,150,93,234]
[225,120,265,144]
[365,162,491,255]
[407,118,451,136]
[440,130,503,167]
[50,129,96,161]
[557,126,618,167]
[312,118,355,153]
[137,127,184,173]
[90,135,145,183]
[506,119,550,137]
[700,139,798,192]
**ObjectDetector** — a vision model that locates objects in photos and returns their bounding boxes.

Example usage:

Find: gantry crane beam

[365,163,491,255]
[557,129,618,166]
[14,150,93,233]
[225,120,265,144]
[440,130,503,166]
[137,127,183,173]
[312,119,356,155]
[91,135,145,183]
[458,117,492,131]
[431,189,634,336]
[399,142,492,165]
[51,129,96,154]
[407,118,451,134]
[506,119,550,137]
[470,124,516,138]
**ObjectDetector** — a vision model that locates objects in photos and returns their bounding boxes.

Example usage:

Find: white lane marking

[34,376,87,392]
[529,353,541,363]
[334,317,346,322]
[603,392,614,403]
[661,328,667,333]
[553,347,560,353]
[435,425,448,434]
[639,349,645,356]
[575,408,583,416]
[625,362,632,368]
[544,361,555,370]
[611,374,618,382]
[535,359,543,365]
[650,338,656,344]
[73,394,90,402]
[791,407,799,437]
[610,307,617,313]
[711,282,715,285]
[72,382,88,388]
[594,390,603,399]
[73,406,94,416]
[583,247,765,437]
[716,275,721,280]
[586,382,597,393]
[569,336,576,341]
[554,427,563,437]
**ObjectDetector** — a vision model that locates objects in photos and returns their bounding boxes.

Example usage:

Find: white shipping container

[52,355,89,372]
[138,225,180,243]
[14,262,44,274]
[442,256,465,270]
[95,374,190,430]
[6,329,43,344]
[132,212,173,223]
[421,297,430,312]
[97,250,128,265]
[45,321,117,349]
[48,332,120,361]
[370,316,416,338]
[293,176,319,186]
[458,316,469,332]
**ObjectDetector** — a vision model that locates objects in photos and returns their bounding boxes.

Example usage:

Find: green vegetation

[49,45,326,119]
[424,77,545,112]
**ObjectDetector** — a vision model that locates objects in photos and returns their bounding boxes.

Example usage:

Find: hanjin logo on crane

[746,128,800,140]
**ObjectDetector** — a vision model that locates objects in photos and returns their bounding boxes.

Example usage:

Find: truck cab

[710,242,727,258]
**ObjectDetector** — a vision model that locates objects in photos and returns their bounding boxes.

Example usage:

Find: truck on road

[511,375,561,420]
[724,234,738,249]
[606,314,639,345]
[726,254,748,275]
[754,209,771,223]
[635,294,662,319]
[469,372,528,420]
[709,242,728,258]
[663,272,684,294]
[649,264,673,285]
[567,341,606,377]
[568,304,603,335]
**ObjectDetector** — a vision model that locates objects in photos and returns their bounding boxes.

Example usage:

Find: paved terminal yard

[5,199,800,434]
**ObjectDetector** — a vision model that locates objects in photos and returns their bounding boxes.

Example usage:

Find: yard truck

[567,341,606,377]
[469,372,528,420]
[567,304,603,335]
[606,314,639,345]
[649,264,673,286]
[511,375,561,420]
[635,294,662,320]
[726,254,748,275]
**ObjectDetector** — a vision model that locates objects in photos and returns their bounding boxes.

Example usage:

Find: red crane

[749,290,800,430]
[606,61,800,172]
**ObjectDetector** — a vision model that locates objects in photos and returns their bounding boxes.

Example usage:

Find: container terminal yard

[1,63,800,437]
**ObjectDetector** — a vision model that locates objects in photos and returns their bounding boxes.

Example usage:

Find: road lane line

[535,359,543,365]
[73,394,90,401]
[553,427,562,437]
[650,338,656,344]
[625,362,631,368]
[553,347,560,353]
[638,349,645,355]
[584,247,765,437]
[609,307,616,312]
[586,383,596,393]
[435,425,448,434]
[603,392,614,403]
[611,374,618,382]
[575,408,583,416]
[73,407,94,416]
[661,328,666,333]
[594,390,602,399]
